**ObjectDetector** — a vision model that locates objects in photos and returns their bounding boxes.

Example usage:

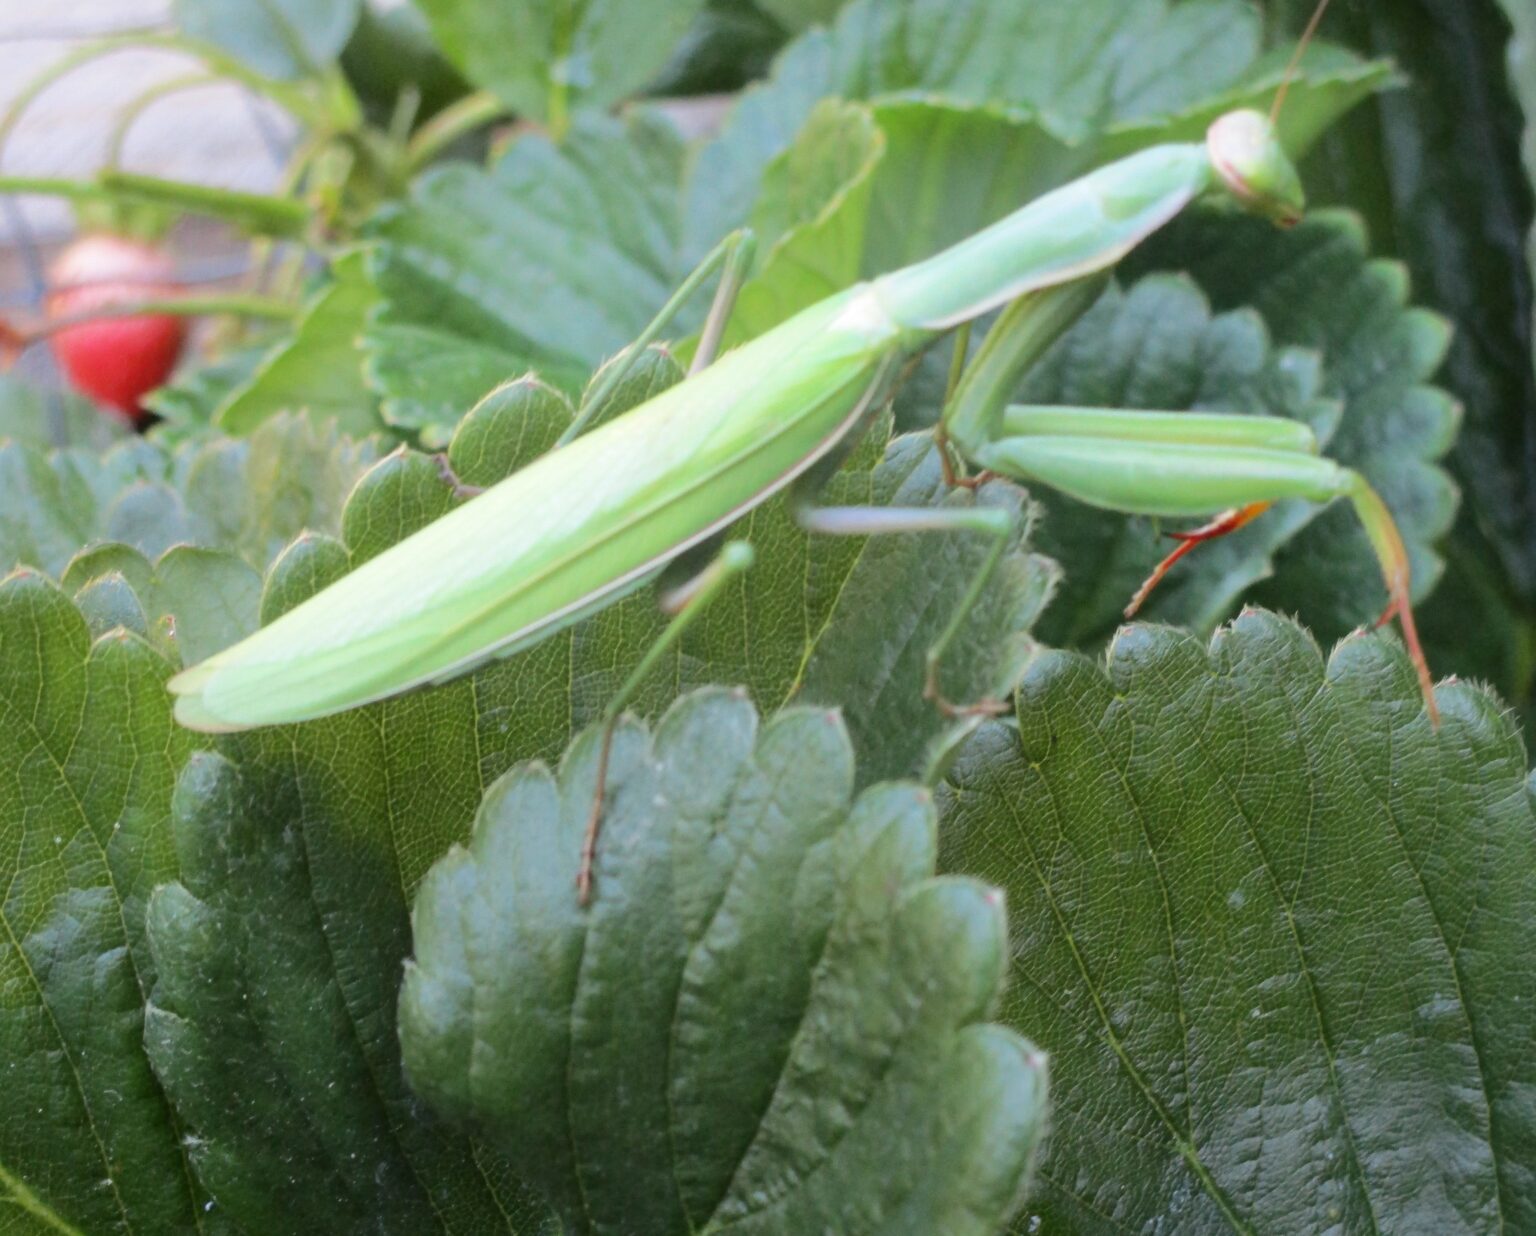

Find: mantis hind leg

[1124,501,1273,618]
[976,424,1440,723]
[795,501,1018,717]
[579,540,756,904]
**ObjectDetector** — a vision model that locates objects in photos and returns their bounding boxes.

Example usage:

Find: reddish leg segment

[1124,501,1273,618]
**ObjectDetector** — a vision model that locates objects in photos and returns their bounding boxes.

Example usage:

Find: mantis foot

[923,658,1009,719]
[434,453,486,501]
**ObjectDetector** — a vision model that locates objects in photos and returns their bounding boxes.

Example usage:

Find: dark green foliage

[1,0,1533,1230]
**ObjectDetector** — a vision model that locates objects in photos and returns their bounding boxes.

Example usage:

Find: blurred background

[0,0,291,392]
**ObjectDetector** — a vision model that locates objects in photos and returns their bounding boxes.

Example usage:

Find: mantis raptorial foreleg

[434,227,758,498]
[559,227,756,447]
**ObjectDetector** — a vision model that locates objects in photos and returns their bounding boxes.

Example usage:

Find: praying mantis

[170,30,1440,900]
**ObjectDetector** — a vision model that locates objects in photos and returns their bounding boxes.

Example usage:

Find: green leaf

[174,0,363,80]
[940,610,1536,1232]
[364,112,687,440]
[0,438,169,578]
[1128,208,1459,640]
[684,0,1268,263]
[0,415,381,581]
[1267,0,1536,612]
[0,374,125,452]
[414,0,708,124]
[723,73,1389,345]
[128,351,1051,1225]
[754,0,846,32]
[0,444,94,578]
[402,687,1048,1235]
[144,342,273,438]
[177,412,384,571]
[362,8,1385,445]
[62,543,262,666]
[215,250,384,437]
[1019,273,1335,649]
[143,749,546,1233]
[0,569,202,1232]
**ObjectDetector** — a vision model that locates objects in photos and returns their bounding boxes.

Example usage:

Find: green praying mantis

[171,23,1440,901]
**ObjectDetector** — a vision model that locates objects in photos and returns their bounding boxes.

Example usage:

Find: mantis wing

[171,289,897,730]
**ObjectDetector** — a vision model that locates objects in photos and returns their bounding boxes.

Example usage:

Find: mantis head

[1207,110,1305,228]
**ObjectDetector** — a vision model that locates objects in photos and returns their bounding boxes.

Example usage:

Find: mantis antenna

[1270,0,1337,124]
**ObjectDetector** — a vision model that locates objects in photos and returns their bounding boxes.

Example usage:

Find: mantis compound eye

[1207,109,1306,228]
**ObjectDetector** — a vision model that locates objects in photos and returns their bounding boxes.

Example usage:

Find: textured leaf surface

[364,113,687,439]
[1272,0,1536,612]
[402,688,1048,1236]
[0,414,380,581]
[130,349,1052,1228]
[0,570,202,1233]
[174,0,362,79]
[215,250,383,436]
[0,375,124,452]
[0,437,169,579]
[717,69,1389,346]
[1254,0,1536,719]
[174,412,383,570]
[414,0,707,122]
[144,749,545,1234]
[940,611,1536,1233]
[683,0,1264,258]
[362,22,1394,442]
[62,542,261,666]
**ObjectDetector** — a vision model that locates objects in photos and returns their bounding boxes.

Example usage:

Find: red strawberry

[47,234,187,424]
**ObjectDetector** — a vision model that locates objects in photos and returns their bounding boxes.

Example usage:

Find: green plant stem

[405,91,512,172]
[106,73,220,170]
[18,294,298,344]
[0,32,327,168]
[317,65,366,134]
[0,176,113,204]
[97,171,311,239]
